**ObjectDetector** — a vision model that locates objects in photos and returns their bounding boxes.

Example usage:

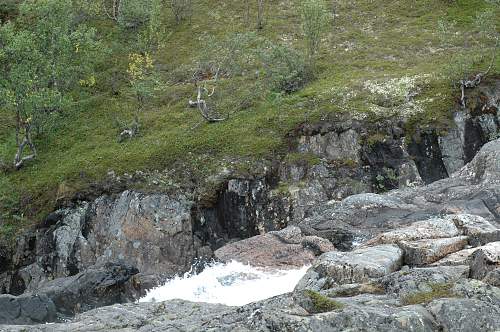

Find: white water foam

[139,261,309,306]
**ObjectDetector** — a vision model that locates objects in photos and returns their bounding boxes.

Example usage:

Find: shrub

[0,0,18,22]
[170,0,193,24]
[118,0,152,28]
[260,42,312,93]
[299,0,330,62]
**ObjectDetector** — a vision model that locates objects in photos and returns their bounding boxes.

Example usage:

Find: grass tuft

[305,290,345,313]
[401,283,456,305]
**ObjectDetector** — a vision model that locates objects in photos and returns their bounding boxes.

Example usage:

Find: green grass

[0,0,499,239]
[401,283,456,305]
[305,290,345,313]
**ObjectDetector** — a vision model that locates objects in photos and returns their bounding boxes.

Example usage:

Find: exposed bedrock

[0,81,498,328]
[0,138,499,328]
[214,226,335,268]
[0,262,138,325]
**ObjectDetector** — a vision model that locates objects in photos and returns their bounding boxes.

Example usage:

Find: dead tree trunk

[257,0,265,29]
[188,84,227,122]
[459,36,499,108]
[188,70,227,123]
[119,93,142,141]
[14,113,37,170]
[103,0,121,21]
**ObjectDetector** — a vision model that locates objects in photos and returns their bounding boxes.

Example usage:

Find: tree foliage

[170,0,193,24]
[299,0,330,63]
[259,41,311,93]
[0,0,100,169]
[121,52,160,140]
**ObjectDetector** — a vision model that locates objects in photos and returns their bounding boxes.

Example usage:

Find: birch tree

[0,0,100,169]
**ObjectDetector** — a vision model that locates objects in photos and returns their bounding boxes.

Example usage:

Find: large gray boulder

[469,241,500,279]
[0,262,139,325]
[365,215,461,245]
[214,226,334,268]
[38,262,139,316]
[380,266,469,299]
[451,278,500,306]
[427,298,500,332]
[483,268,500,286]
[399,236,469,266]
[0,294,56,325]
[296,244,403,291]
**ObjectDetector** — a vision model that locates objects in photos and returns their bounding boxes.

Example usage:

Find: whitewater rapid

[139,261,309,306]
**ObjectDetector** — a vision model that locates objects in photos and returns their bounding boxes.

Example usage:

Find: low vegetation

[305,290,345,313]
[401,283,456,305]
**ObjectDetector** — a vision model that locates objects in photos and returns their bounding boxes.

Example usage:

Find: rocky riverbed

[0,81,499,331]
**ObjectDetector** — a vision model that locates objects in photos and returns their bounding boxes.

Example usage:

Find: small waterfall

[139,261,309,306]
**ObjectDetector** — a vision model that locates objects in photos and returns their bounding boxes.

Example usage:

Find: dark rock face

[439,79,500,174]
[0,294,56,325]
[193,178,289,250]
[0,263,138,325]
[407,131,449,183]
[0,192,199,295]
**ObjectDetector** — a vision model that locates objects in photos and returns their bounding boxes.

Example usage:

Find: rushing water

[139,261,309,306]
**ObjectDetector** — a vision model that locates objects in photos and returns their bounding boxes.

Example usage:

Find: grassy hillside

[0,0,499,239]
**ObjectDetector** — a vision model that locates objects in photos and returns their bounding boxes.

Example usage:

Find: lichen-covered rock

[469,241,500,280]
[399,236,468,266]
[366,214,499,247]
[451,278,500,306]
[430,247,478,267]
[452,214,500,246]
[298,128,361,163]
[483,268,500,287]
[380,266,469,299]
[365,215,461,246]
[427,298,500,332]
[295,244,403,291]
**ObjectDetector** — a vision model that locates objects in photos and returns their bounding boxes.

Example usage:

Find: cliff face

[1,136,499,330]
[0,80,499,328]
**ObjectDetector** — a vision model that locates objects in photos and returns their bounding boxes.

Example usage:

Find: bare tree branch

[14,122,37,170]
[459,36,499,108]
[188,67,228,123]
